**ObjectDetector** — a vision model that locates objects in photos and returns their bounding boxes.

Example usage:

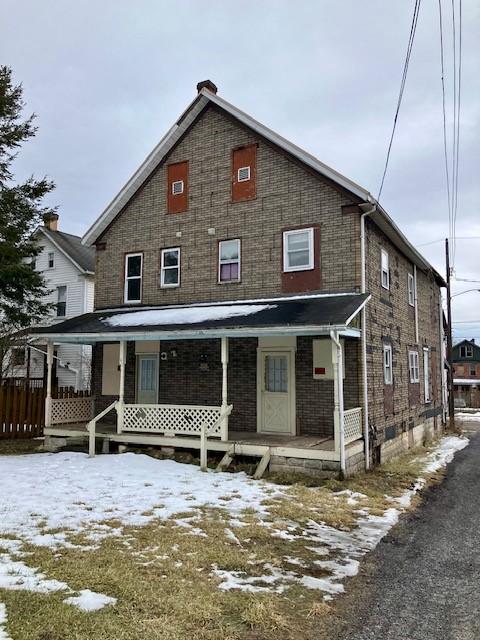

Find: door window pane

[265,356,288,392]
[141,359,156,392]
[127,255,142,277]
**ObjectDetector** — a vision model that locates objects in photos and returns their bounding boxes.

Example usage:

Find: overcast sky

[2,0,479,340]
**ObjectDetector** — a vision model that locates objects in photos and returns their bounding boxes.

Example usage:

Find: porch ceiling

[29,292,369,344]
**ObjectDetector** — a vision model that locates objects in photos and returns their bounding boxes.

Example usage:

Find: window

[383,344,393,385]
[460,344,474,358]
[172,180,184,195]
[470,367,476,376]
[237,166,250,182]
[408,350,419,383]
[48,252,54,269]
[408,273,415,306]
[161,247,180,288]
[219,239,240,283]
[423,348,430,402]
[124,253,142,303]
[11,348,25,367]
[283,228,314,272]
[31,258,36,271]
[56,286,67,317]
[381,249,389,290]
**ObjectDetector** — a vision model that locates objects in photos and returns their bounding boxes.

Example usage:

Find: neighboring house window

[232,144,256,202]
[124,253,143,303]
[381,249,389,290]
[408,273,415,306]
[11,348,25,367]
[423,348,430,402]
[460,344,473,358]
[48,252,55,269]
[470,367,476,376]
[408,350,419,383]
[218,239,240,283]
[167,161,188,214]
[283,228,314,272]
[56,286,67,317]
[383,344,393,385]
[161,247,180,288]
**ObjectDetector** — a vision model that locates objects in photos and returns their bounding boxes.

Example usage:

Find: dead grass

[0,440,445,639]
[0,438,44,455]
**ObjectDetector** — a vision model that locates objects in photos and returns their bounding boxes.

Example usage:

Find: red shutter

[167,161,188,214]
[232,144,256,202]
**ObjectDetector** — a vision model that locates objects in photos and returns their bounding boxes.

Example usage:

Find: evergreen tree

[0,65,55,332]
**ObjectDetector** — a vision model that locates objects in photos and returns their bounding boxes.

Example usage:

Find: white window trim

[383,344,393,385]
[381,249,390,290]
[408,350,419,383]
[408,273,415,306]
[172,180,184,195]
[283,228,314,273]
[161,247,181,288]
[237,166,251,182]
[423,347,431,403]
[124,253,143,304]
[47,251,55,269]
[218,239,241,283]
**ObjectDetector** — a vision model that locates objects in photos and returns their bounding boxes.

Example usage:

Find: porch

[33,294,370,476]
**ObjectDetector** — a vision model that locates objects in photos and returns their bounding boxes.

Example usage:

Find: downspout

[413,265,419,343]
[360,203,376,470]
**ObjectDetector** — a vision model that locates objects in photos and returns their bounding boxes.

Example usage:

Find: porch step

[216,447,235,472]
[253,449,271,480]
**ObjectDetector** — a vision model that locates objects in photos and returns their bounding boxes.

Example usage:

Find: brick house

[452,339,480,408]
[34,80,446,476]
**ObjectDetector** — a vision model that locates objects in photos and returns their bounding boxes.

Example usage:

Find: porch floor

[43,422,346,461]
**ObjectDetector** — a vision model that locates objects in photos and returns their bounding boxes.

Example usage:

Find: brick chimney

[197,79,218,95]
[43,212,59,231]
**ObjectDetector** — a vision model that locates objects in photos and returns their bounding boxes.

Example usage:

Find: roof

[37,227,95,274]
[81,85,445,286]
[453,339,480,362]
[29,292,370,344]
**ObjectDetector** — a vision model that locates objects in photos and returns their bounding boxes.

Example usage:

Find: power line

[416,237,480,247]
[377,0,421,201]
[452,0,463,269]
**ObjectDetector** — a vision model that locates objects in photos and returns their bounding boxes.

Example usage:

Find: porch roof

[30,292,370,344]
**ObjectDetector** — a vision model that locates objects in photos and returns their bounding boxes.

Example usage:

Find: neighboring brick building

[36,81,446,474]
[452,340,480,408]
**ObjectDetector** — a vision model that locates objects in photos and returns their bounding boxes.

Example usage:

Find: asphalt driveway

[316,428,480,640]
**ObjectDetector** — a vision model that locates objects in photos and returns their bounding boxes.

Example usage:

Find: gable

[453,340,480,362]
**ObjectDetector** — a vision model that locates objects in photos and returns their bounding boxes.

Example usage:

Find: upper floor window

[124,253,142,303]
[408,350,419,383]
[232,144,256,202]
[167,161,188,214]
[408,273,415,306]
[11,347,25,367]
[383,344,393,385]
[161,247,180,288]
[219,239,240,283]
[48,252,55,269]
[381,249,389,290]
[56,285,67,317]
[283,228,314,272]
[460,344,473,358]
[423,348,431,402]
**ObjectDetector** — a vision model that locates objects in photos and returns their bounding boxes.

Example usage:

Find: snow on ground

[455,411,480,423]
[63,590,117,612]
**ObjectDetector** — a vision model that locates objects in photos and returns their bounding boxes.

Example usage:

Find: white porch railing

[344,407,363,444]
[51,397,94,425]
[122,403,226,438]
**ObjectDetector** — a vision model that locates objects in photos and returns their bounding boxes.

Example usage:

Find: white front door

[259,351,294,433]
[136,355,159,404]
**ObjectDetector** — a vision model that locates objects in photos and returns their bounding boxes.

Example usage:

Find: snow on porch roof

[30,293,370,344]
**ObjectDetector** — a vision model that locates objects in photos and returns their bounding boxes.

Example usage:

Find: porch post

[45,341,54,427]
[331,331,346,476]
[117,340,126,434]
[221,336,229,441]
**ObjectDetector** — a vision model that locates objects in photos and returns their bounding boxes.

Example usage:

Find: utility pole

[445,238,455,432]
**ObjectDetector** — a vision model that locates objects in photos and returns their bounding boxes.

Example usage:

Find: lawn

[0,435,468,640]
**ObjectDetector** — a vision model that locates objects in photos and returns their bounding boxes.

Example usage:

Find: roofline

[36,227,94,275]
[80,87,444,287]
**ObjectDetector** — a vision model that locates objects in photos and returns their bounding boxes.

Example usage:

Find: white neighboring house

[8,214,95,390]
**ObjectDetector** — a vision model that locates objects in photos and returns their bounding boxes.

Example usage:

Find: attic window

[48,252,55,269]
[460,345,474,358]
[172,180,184,195]
[237,166,250,182]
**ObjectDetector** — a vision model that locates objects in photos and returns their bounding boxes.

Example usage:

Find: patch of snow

[455,411,480,421]
[334,490,368,506]
[224,528,241,545]
[64,590,117,612]
[422,435,469,473]
[212,563,296,593]
[103,304,276,328]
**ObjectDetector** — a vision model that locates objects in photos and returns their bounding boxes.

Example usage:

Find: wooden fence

[0,384,91,440]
